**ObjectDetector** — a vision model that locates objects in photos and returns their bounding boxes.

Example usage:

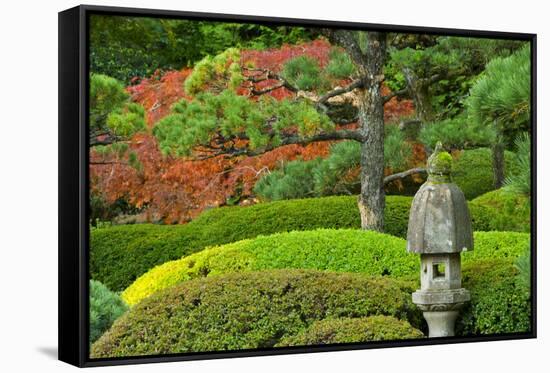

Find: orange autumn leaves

[90,40,415,224]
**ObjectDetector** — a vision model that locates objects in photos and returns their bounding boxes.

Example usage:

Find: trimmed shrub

[452,147,517,200]
[277,316,424,346]
[515,245,531,293]
[91,194,526,292]
[91,195,408,291]
[121,229,415,305]
[458,259,531,335]
[89,280,128,344]
[91,270,422,357]
[463,231,530,263]
[470,189,530,232]
[92,259,530,357]
[122,229,529,306]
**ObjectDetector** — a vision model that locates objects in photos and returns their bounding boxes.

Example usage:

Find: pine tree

[154,32,394,231]
[466,46,531,187]
[89,74,146,148]
[387,36,524,123]
[504,133,531,197]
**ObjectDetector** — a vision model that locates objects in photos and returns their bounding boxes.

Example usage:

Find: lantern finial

[427,141,452,182]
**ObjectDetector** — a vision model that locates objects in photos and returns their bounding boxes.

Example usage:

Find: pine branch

[246,69,299,95]
[194,129,366,160]
[382,88,409,103]
[317,79,366,112]
[90,160,129,165]
[251,82,287,95]
[89,134,128,147]
[332,115,359,125]
[383,167,426,184]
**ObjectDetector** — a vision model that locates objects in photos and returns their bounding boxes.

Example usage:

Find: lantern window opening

[433,262,446,280]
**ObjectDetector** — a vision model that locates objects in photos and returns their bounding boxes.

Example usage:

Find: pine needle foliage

[154,89,333,157]
[253,159,323,201]
[281,55,323,91]
[384,125,412,170]
[184,48,243,96]
[386,37,525,118]
[90,74,146,138]
[90,74,130,131]
[89,74,146,170]
[281,49,356,93]
[254,126,411,201]
[467,45,531,144]
[105,103,146,138]
[89,280,128,344]
[504,132,531,197]
[313,141,361,196]
[325,48,356,79]
[419,113,496,150]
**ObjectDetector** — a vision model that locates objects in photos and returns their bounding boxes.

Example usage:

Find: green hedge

[89,280,128,344]
[453,148,517,200]
[122,229,529,306]
[91,270,422,358]
[91,195,405,291]
[92,259,530,357]
[458,259,531,335]
[470,189,530,232]
[91,193,525,292]
[277,316,424,346]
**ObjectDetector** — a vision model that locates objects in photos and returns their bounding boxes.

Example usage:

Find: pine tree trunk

[492,142,506,188]
[403,68,434,123]
[357,32,387,232]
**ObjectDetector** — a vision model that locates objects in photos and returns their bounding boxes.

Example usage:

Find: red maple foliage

[126,68,193,126]
[90,40,415,224]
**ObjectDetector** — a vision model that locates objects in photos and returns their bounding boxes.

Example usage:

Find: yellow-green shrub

[122,229,529,306]
[470,189,530,232]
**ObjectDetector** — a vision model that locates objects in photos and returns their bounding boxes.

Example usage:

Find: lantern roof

[406,142,473,254]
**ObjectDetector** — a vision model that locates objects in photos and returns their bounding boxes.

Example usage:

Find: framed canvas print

[58,4,537,367]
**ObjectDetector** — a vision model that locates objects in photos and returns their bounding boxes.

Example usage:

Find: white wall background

[0,0,547,371]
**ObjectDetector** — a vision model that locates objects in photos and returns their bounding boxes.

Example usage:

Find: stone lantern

[407,142,473,337]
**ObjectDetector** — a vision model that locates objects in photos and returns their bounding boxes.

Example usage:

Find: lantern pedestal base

[412,288,470,337]
[423,310,459,337]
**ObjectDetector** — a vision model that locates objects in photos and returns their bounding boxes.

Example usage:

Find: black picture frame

[59,4,537,368]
